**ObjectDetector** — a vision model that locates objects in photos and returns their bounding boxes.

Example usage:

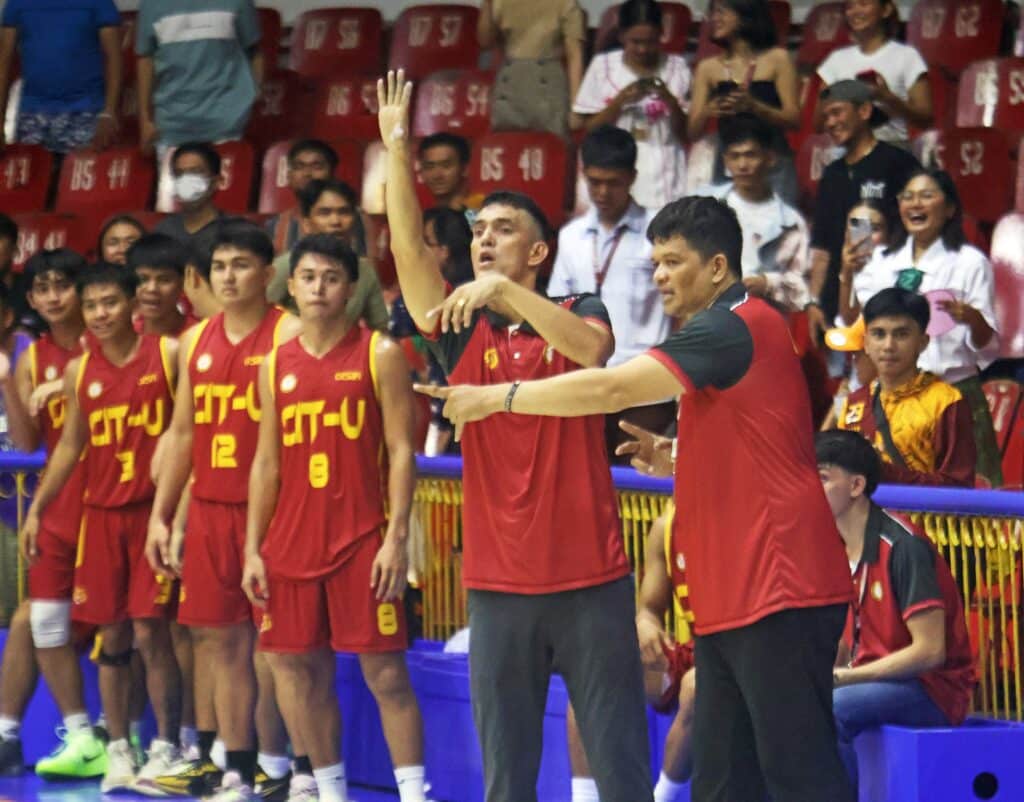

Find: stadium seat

[413,69,494,138]
[257,139,365,214]
[915,127,1012,223]
[694,1,792,63]
[983,379,1023,454]
[907,0,1003,75]
[289,8,383,78]
[795,133,840,209]
[245,70,309,149]
[311,76,382,142]
[594,2,692,56]
[989,212,1024,359]
[211,141,256,213]
[796,2,850,70]
[258,7,284,75]
[957,58,1024,135]
[11,213,89,271]
[388,5,480,80]
[926,65,959,133]
[467,131,570,228]
[55,148,155,224]
[0,145,53,215]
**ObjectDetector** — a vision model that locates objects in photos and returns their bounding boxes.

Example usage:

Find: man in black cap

[806,79,919,343]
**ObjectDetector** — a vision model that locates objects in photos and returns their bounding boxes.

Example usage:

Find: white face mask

[174,173,212,204]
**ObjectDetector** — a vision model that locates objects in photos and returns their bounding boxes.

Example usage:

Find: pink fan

[924,289,958,336]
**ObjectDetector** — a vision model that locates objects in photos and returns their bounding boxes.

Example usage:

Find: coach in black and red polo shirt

[429,196,857,802]
[817,430,975,795]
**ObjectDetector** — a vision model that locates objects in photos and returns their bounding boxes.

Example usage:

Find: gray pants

[468,576,653,802]
[490,58,569,138]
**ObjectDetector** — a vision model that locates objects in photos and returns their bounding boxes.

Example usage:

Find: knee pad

[29,599,72,649]
[96,648,134,667]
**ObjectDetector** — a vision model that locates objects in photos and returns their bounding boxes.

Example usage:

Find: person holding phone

[816,0,932,148]
[838,199,894,325]
[573,0,690,209]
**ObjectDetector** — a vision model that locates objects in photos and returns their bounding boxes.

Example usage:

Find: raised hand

[425,273,508,334]
[377,69,414,149]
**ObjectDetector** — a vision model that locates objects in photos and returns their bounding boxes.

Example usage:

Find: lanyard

[591,226,627,294]
[849,561,870,664]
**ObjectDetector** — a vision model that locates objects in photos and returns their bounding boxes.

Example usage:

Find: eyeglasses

[897,190,941,204]
[895,267,924,292]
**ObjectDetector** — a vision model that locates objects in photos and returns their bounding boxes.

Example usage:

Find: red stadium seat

[310,76,381,142]
[212,141,257,213]
[388,5,480,80]
[290,8,383,78]
[11,213,90,270]
[957,58,1024,136]
[413,69,494,138]
[467,132,570,228]
[245,70,310,149]
[257,139,365,214]
[796,2,850,70]
[258,7,284,75]
[594,2,692,55]
[916,127,1012,223]
[990,212,1024,359]
[984,379,1023,453]
[795,133,840,209]
[694,1,791,64]
[907,0,1003,75]
[56,148,155,225]
[925,66,958,134]
[0,145,53,214]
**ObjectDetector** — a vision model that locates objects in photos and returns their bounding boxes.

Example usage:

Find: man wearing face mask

[154,143,226,259]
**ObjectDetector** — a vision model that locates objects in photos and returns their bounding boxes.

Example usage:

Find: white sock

[571,776,601,802]
[259,751,291,780]
[654,770,687,802]
[395,764,427,802]
[180,726,197,751]
[63,712,91,733]
[210,738,226,771]
[0,716,19,740]
[313,762,348,802]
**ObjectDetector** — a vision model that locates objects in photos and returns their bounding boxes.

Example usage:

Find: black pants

[691,604,854,802]
[468,576,652,802]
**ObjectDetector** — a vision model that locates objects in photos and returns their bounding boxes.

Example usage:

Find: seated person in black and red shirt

[817,429,975,796]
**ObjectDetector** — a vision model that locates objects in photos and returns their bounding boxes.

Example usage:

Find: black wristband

[504,380,521,413]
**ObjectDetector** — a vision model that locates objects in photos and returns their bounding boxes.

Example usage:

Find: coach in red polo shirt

[428,196,857,802]
[817,430,975,795]
[377,73,652,802]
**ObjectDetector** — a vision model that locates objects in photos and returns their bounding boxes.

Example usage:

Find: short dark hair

[210,218,275,267]
[77,263,138,299]
[815,429,881,497]
[619,0,662,30]
[96,214,145,262]
[171,142,222,176]
[24,248,88,287]
[581,125,638,172]
[718,112,774,151]
[479,191,552,241]
[647,197,743,278]
[185,243,212,280]
[290,233,359,282]
[418,132,471,166]
[297,178,359,218]
[710,0,778,50]
[126,233,189,277]
[888,168,966,254]
[862,286,930,333]
[0,213,18,245]
[288,139,339,172]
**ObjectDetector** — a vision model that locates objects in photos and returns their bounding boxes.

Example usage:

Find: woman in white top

[572,0,690,209]
[850,169,1002,484]
[816,0,932,148]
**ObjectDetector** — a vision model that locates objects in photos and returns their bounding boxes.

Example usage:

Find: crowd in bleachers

[0,0,1023,477]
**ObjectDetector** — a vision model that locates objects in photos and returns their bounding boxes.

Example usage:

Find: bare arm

[834,608,946,685]
[686,60,715,141]
[565,35,583,105]
[26,362,87,519]
[1,350,42,452]
[875,73,933,132]
[96,26,123,138]
[150,330,194,526]
[477,0,499,49]
[0,28,16,145]
[249,49,264,88]
[136,55,158,149]
[636,512,674,668]
[244,360,281,559]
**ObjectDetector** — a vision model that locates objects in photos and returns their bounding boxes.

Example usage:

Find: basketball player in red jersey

[243,234,428,802]
[20,265,184,794]
[146,220,300,801]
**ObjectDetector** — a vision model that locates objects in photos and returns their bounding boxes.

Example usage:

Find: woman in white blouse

[816,0,932,148]
[849,169,1002,485]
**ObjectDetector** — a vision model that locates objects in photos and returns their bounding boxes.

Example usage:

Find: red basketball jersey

[29,335,85,535]
[188,306,288,504]
[262,327,387,581]
[76,335,174,508]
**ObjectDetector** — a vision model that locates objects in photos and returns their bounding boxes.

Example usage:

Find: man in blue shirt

[0,0,122,153]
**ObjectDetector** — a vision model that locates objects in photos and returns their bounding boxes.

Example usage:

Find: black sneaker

[254,768,291,802]
[0,736,24,776]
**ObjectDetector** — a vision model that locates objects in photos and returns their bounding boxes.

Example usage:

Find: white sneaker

[287,774,320,802]
[100,738,137,792]
[208,769,260,801]
[134,739,183,796]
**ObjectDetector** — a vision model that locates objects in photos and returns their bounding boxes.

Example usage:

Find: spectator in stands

[126,233,196,337]
[269,178,387,331]
[836,288,976,486]
[816,429,975,796]
[693,114,811,311]
[807,80,919,344]
[153,143,225,258]
[851,169,1001,486]
[0,0,122,153]
[0,215,17,280]
[687,0,799,205]
[417,133,485,220]
[266,139,373,257]
[548,125,674,455]
[479,0,585,138]
[135,0,262,152]
[97,215,145,268]
[816,0,932,149]
[571,0,690,210]
[837,199,895,326]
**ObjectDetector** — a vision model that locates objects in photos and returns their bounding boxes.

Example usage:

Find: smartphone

[712,80,739,99]
[636,77,658,92]
[856,69,880,84]
[848,216,874,256]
